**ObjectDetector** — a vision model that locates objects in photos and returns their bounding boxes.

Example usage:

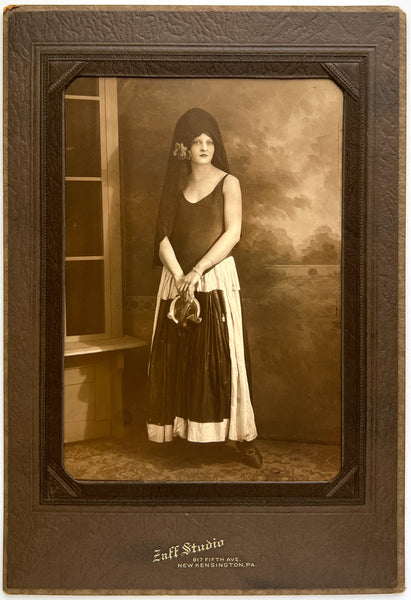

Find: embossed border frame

[4,5,405,593]
[42,50,365,506]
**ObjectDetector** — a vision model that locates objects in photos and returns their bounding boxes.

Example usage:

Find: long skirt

[146,256,257,443]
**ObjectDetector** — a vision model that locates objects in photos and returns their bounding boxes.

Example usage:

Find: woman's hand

[181,270,201,302]
[173,273,185,296]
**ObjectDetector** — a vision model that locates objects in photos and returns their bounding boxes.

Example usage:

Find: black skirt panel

[147,289,231,427]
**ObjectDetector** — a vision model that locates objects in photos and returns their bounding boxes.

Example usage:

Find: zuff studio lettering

[153,538,224,562]
[152,545,180,562]
[181,538,224,555]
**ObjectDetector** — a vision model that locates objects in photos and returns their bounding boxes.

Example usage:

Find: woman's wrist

[191,266,203,277]
[195,257,213,274]
[172,270,184,281]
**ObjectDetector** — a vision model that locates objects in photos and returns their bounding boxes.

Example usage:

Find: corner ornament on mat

[48,60,85,95]
[324,459,359,498]
[321,62,361,100]
[45,458,83,500]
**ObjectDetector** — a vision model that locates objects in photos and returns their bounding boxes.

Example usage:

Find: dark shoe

[236,440,263,469]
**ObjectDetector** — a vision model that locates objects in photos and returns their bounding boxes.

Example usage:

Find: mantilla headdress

[153,108,230,266]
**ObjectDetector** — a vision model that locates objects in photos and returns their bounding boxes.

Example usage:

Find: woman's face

[189,133,215,165]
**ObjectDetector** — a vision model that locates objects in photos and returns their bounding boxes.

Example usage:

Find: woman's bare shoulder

[222,173,241,190]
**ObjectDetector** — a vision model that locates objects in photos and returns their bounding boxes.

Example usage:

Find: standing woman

[147,108,262,469]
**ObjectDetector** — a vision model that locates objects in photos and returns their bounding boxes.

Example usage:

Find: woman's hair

[172,109,228,169]
[153,108,230,266]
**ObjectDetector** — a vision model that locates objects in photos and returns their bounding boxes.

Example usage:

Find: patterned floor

[64,435,341,482]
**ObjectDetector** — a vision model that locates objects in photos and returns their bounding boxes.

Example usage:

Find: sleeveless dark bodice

[170,174,229,273]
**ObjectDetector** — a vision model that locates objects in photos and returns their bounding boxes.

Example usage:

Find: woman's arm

[159,236,185,293]
[197,174,242,271]
[180,175,242,300]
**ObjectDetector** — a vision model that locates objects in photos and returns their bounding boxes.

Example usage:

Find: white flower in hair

[173,142,191,160]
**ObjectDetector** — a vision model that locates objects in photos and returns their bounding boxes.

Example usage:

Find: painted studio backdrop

[63,77,342,480]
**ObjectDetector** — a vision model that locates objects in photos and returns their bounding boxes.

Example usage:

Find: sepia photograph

[63,76,343,483]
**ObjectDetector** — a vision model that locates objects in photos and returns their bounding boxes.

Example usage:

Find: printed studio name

[153,538,224,562]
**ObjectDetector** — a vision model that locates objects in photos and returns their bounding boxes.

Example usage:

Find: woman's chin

[192,158,212,165]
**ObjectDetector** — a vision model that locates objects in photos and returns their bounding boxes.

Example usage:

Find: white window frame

[64,78,122,343]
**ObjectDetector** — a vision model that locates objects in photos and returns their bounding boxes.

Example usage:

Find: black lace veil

[153,108,230,266]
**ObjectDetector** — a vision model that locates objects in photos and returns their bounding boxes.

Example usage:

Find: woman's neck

[189,162,217,181]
